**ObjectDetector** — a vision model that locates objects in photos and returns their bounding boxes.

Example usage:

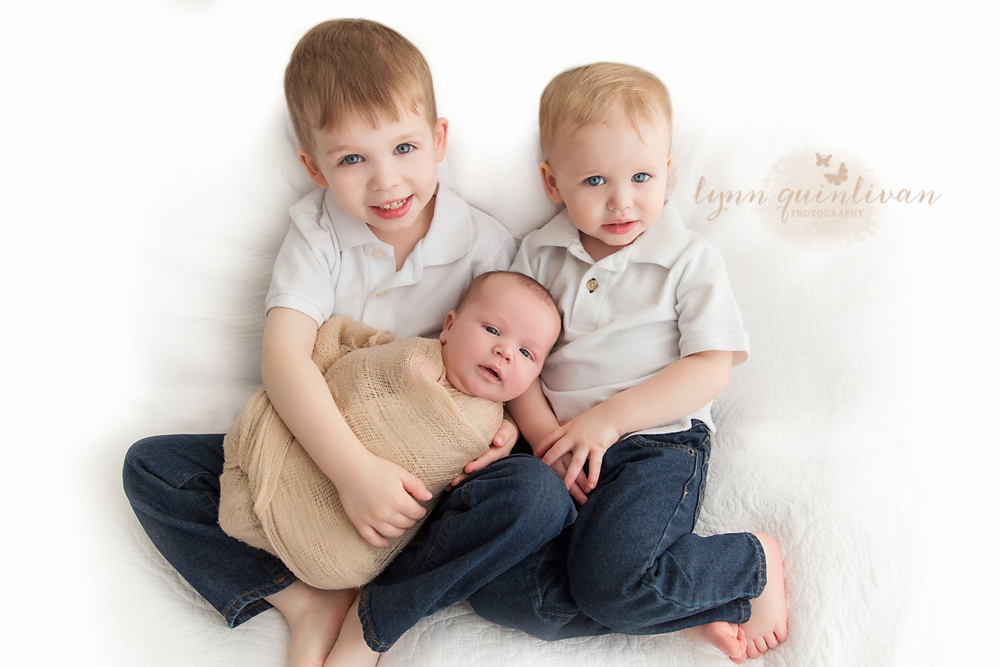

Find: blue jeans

[122,435,576,640]
[468,422,766,639]
[123,434,295,626]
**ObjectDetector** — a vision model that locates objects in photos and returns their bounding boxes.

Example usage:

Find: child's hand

[546,452,591,505]
[336,450,433,548]
[536,406,620,493]
[447,417,519,489]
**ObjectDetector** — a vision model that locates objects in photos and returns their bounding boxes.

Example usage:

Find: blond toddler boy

[124,21,575,667]
[470,63,789,663]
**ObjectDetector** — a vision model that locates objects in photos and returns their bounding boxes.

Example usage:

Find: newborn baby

[219,271,562,589]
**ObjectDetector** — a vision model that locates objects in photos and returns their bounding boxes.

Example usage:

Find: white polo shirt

[266,184,515,339]
[511,201,749,434]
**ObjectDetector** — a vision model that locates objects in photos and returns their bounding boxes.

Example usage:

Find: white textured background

[1,1,995,665]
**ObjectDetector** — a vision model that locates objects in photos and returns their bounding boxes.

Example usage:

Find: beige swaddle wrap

[218,316,503,589]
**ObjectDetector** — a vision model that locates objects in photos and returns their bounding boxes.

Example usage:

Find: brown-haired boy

[473,63,789,662]
[123,20,575,667]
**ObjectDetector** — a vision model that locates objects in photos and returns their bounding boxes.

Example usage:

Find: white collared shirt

[511,201,749,434]
[266,184,515,339]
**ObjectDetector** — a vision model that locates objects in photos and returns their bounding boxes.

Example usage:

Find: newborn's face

[439,277,561,403]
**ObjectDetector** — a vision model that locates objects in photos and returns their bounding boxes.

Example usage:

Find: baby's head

[284,19,447,239]
[439,271,561,403]
[539,63,674,261]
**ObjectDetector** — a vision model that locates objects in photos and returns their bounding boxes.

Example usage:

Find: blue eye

[484,325,499,335]
[341,154,363,165]
[520,349,531,359]
[394,143,414,155]
[585,176,606,186]
[632,173,651,183]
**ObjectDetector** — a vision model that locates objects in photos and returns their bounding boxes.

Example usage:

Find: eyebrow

[325,124,428,157]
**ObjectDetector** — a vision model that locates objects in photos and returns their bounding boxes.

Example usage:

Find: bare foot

[324,592,381,667]
[265,581,356,667]
[736,533,787,662]
[683,622,747,660]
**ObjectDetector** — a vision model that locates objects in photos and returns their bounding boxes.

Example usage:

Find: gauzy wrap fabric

[219,316,503,589]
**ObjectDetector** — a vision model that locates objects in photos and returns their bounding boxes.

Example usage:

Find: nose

[607,184,632,212]
[493,341,514,363]
[368,157,401,192]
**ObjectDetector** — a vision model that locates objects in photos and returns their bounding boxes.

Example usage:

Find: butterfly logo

[824,162,848,186]
[815,153,832,167]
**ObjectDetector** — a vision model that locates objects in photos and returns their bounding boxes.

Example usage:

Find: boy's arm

[262,307,433,548]
[537,350,734,492]
[506,379,590,504]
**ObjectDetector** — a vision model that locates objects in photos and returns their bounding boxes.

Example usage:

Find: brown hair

[285,19,437,151]
[539,62,672,160]
[457,271,559,327]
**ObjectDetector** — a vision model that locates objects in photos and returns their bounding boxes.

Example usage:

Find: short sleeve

[264,218,339,328]
[674,242,750,366]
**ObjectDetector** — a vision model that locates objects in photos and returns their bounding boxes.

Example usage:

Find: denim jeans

[123,434,295,626]
[123,435,576,640]
[468,422,766,639]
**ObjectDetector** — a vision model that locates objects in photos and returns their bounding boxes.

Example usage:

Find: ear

[433,117,449,163]
[664,153,673,199]
[298,149,329,188]
[439,310,456,344]
[540,162,564,204]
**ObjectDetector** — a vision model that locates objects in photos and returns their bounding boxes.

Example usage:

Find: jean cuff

[745,532,768,600]
[358,586,394,653]
[223,573,295,628]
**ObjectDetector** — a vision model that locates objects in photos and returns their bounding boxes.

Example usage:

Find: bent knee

[497,457,576,524]
[466,456,576,533]
[122,437,160,492]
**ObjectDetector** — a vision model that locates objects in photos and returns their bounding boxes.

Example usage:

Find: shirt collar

[629,201,691,269]
[309,184,472,263]
[416,183,473,267]
[531,200,690,270]
[320,188,379,250]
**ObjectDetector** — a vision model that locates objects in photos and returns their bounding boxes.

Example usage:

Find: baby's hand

[536,407,620,493]
[448,417,518,488]
[336,450,433,548]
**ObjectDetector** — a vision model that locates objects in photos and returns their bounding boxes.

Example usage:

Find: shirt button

[586,278,598,293]
[372,249,385,260]
[376,291,388,299]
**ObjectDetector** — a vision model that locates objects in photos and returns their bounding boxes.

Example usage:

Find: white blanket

[2,2,994,667]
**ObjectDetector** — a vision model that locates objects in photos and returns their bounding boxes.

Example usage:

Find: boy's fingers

[587,453,603,490]
[400,470,433,502]
[562,451,588,491]
[535,427,564,458]
[541,437,572,466]
[398,498,427,522]
[359,525,389,548]
[465,446,502,474]
[569,483,589,505]
[379,523,406,539]
[493,420,516,447]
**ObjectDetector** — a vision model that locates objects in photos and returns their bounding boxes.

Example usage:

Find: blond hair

[285,19,437,151]
[539,62,672,160]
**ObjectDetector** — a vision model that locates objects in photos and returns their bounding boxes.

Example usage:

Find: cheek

[328,176,360,205]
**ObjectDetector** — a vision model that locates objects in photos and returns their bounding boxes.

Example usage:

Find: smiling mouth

[481,365,501,380]
[375,198,409,210]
